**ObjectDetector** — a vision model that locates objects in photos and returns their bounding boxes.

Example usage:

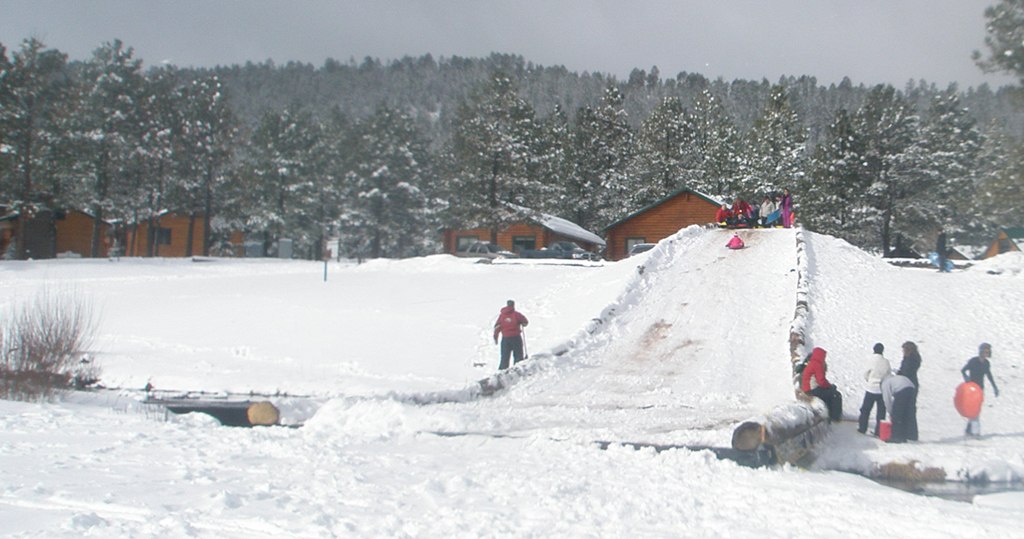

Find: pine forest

[3,24,1024,260]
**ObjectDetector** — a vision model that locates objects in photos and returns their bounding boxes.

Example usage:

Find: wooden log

[731,401,830,464]
[247,401,280,426]
[146,398,279,427]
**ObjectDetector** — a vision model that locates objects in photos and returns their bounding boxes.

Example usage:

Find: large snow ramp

[456,227,800,446]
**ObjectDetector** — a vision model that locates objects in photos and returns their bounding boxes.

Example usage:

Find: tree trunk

[186,214,196,258]
[90,152,109,258]
[15,121,35,260]
[202,165,213,256]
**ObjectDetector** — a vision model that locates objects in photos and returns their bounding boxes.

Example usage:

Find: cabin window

[149,227,172,246]
[512,236,536,253]
[455,235,478,252]
[625,237,646,252]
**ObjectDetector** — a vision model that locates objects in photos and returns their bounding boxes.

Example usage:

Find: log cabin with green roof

[603,188,722,261]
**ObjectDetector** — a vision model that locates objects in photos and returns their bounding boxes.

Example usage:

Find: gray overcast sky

[1,0,1017,89]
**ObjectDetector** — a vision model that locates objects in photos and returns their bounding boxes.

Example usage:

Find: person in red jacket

[801,347,844,422]
[732,198,753,226]
[716,204,735,226]
[494,300,529,370]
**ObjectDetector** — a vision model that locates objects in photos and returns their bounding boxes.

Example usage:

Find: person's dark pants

[858,392,886,435]
[888,387,918,443]
[905,387,918,441]
[499,335,524,370]
[809,386,843,422]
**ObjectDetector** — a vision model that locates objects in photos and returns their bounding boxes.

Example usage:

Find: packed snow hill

[2,225,1024,538]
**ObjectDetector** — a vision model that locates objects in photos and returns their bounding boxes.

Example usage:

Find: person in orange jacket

[493,300,529,370]
[801,347,843,422]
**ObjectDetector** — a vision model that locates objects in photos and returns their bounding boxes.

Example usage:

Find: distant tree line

[4,11,1024,260]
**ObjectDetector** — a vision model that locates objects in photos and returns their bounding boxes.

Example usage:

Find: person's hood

[810,347,827,365]
[500,305,516,316]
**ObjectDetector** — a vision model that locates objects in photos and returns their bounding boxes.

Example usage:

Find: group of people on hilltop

[802,341,1000,443]
[716,189,794,229]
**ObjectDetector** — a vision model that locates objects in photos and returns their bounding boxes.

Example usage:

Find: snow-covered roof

[506,204,606,247]
[535,212,606,247]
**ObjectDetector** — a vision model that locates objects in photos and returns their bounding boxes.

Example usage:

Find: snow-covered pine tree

[629,96,690,208]
[238,108,323,257]
[0,38,72,259]
[562,85,634,230]
[852,84,923,255]
[974,0,1024,87]
[523,103,571,217]
[73,39,146,257]
[975,119,1024,233]
[914,86,985,244]
[802,108,874,246]
[111,65,177,257]
[684,88,742,199]
[446,71,542,243]
[173,75,238,256]
[338,104,433,259]
[741,85,807,201]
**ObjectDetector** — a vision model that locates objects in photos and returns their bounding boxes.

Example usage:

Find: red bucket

[879,421,892,441]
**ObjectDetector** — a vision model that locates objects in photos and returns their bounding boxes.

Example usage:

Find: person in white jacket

[758,196,778,227]
[858,343,892,436]
[881,373,917,443]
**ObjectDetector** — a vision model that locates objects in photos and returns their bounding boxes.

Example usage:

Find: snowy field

[2,226,1024,538]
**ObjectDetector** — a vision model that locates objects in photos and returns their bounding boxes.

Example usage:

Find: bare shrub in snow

[0,290,99,401]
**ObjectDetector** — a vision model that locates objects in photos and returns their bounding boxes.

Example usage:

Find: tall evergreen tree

[239,107,321,257]
[684,88,742,198]
[74,39,145,257]
[915,87,985,242]
[339,104,432,258]
[802,109,874,245]
[741,85,807,200]
[976,120,1024,231]
[630,96,690,207]
[563,85,634,229]
[0,38,72,259]
[529,104,573,216]
[174,75,238,256]
[114,65,178,257]
[446,71,541,243]
[853,85,923,255]
[975,0,1024,86]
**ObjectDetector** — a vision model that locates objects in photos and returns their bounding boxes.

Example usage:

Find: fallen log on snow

[731,398,831,465]
[146,398,280,427]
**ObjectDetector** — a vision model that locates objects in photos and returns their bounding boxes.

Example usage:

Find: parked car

[457,241,516,259]
[519,241,601,261]
[627,243,656,257]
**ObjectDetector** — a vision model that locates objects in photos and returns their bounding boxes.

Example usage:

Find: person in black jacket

[961,343,1000,436]
[896,341,921,441]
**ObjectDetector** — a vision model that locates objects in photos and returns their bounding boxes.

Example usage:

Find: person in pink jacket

[493,300,529,370]
[801,347,843,422]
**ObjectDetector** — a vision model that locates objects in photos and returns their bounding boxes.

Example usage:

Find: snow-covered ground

[2,226,1024,538]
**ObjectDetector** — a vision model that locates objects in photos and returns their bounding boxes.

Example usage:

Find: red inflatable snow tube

[954,382,984,419]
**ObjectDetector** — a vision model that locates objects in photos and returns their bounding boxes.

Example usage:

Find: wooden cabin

[603,188,721,261]
[979,227,1024,259]
[124,212,207,257]
[54,209,118,258]
[441,207,605,255]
